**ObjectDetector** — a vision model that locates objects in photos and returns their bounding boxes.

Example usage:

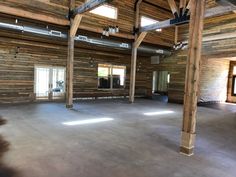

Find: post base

[180,146,194,156]
[180,131,196,156]
[66,104,73,109]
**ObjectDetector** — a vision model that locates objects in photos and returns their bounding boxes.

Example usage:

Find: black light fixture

[102,25,119,37]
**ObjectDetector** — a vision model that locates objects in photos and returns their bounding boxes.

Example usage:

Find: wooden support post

[180,0,206,156]
[66,35,75,108]
[66,0,75,108]
[129,0,143,103]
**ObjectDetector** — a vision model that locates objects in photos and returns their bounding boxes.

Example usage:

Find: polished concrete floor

[0,99,236,177]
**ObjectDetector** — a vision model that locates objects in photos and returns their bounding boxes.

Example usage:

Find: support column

[66,0,75,108]
[66,35,74,108]
[129,0,142,103]
[129,45,138,103]
[180,0,206,156]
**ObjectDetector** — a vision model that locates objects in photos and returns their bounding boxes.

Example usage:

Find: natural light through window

[233,66,236,75]
[144,111,174,116]
[90,4,118,19]
[62,118,114,126]
[141,16,162,32]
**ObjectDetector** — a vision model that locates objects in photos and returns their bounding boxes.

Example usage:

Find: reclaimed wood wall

[227,61,236,103]
[150,51,187,103]
[0,34,151,104]
[179,13,236,57]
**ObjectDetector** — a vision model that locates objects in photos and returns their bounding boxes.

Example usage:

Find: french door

[34,66,66,101]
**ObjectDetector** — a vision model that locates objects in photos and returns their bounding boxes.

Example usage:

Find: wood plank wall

[179,13,236,57]
[150,51,187,103]
[227,61,236,103]
[151,51,232,104]
[0,35,151,104]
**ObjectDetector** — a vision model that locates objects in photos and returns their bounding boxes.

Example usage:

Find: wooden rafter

[179,0,187,15]
[168,0,179,18]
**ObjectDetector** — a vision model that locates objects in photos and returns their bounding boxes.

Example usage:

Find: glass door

[34,66,66,101]
[35,67,50,100]
[52,68,66,100]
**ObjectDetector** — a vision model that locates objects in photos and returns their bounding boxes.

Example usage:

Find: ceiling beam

[0,4,70,26]
[71,0,112,18]
[140,3,236,32]
[179,0,187,15]
[168,0,179,18]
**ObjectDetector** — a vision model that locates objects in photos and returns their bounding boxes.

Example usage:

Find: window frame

[97,64,126,90]
[90,4,118,20]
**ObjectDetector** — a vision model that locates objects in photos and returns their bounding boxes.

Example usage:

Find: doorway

[34,66,66,101]
[152,71,170,102]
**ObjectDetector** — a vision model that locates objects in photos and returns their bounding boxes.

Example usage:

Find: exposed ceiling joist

[167,0,179,18]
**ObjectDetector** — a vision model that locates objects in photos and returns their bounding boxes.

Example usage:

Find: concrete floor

[0,99,236,177]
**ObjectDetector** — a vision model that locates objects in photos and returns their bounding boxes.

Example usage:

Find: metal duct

[0,21,172,56]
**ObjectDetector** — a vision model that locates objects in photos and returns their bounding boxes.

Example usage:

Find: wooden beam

[134,32,147,48]
[0,4,69,26]
[129,0,142,103]
[140,3,235,32]
[180,0,206,156]
[168,0,179,18]
[66,0,75,108]
[71,0,112,18]
[70,15,83,37]
[179,0,187,15]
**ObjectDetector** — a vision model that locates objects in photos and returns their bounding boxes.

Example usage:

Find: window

[233,66,236,96]
[233,66,236,75]
[90,4,118,19]
[141,16,162,32]
[98,64,126,89]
